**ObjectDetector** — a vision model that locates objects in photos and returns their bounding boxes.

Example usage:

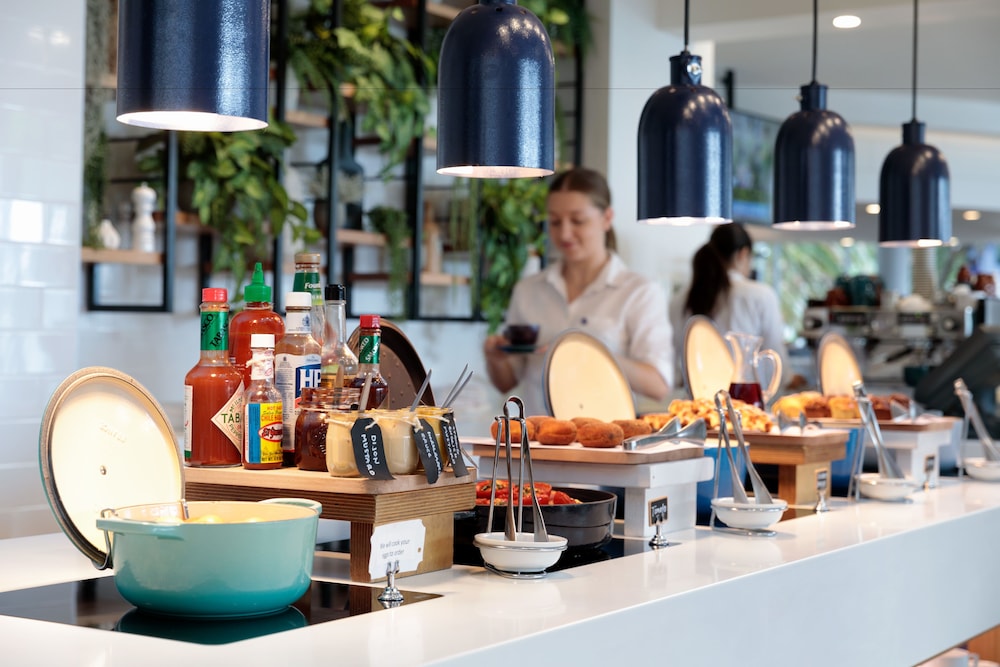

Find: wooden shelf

[81,248,163,265]
[285,108,329,129]
[351,271,470,286]
[337,228,387,247]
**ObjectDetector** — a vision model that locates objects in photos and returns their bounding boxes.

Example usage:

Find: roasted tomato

[548,490,580,505]
[475,480,510,499]
[520,482,552,496]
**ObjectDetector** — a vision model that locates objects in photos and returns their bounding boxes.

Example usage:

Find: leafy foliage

[137,120,312,290]
[367,205,411,315]
[286,0,434,175]
[472,178,549,332]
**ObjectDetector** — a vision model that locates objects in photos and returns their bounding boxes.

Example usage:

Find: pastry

[490,419,536,443]
[802,394,831,419]
[640,413,673,431]
[828,395,859,420]
[535,419,577,446]
[526,415,554,430]
[613,419,652,439]
[571,416,603,428]
[577,421,624,448]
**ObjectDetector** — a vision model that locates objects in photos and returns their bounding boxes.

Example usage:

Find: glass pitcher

[724,331,782,409]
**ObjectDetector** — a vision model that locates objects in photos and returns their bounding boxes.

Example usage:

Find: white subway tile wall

[0,1,84,538]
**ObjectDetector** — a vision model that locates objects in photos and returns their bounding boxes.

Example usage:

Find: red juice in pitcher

[728,382,764,409]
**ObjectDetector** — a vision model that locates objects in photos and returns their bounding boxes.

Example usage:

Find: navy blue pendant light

[638,0,732,225]
[437,0,555,178]
[773,0,855,230]
[879,0,950,247]
[116,0,270,132]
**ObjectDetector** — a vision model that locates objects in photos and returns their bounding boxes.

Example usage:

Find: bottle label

[245,401,283,465]
[275,354,321,453]
[211,381,244,452]
[293,271,322,303]
[285,310,311,335]
[200,311,228,352]
[250,349,275,381]
[358,333,381,365]
[183,384,193,461]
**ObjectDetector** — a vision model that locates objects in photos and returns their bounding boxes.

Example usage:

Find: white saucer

[964,457,1000,482]
[856,472,919,501]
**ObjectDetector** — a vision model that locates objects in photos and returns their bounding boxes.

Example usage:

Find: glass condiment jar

[295,386,360,472]
[414,406,454,470]
[326,409,419,477]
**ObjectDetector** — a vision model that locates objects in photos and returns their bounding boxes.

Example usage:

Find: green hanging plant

[137,118,312,289]
[368,205,411,316]
[286,0,435,176]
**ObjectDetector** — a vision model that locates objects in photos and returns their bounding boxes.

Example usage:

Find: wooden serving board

[464,437,704,465]
[816,416,959,432]
[708,429,850,465]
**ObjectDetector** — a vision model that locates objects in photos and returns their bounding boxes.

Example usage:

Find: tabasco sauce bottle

[184,288,244,466]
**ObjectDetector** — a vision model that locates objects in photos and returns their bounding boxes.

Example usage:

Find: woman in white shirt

[483,168,673,415]
[669,222,799,388]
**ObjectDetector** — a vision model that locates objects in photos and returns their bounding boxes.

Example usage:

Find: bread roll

[490,419,536,443]
[526,415,554,431]
[577,421,624,448]
[571,416,602,428]
[535,419,577,446]
[613,419,652,439]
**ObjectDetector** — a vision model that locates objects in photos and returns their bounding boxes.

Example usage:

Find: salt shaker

[131,182,157,253]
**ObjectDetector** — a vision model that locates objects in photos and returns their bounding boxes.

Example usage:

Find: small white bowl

[856,472,919,501]
[711,497,787,530]
[473,532,568,574]
[964,458,1000,482]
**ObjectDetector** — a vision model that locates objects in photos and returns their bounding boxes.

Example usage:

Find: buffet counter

[4,478,1000,666]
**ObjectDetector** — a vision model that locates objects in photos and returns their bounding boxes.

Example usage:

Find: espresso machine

[801,304,976,389]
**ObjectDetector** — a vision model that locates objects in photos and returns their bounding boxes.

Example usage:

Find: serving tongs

[714,390,774,505]
[487,396,549,543]
[852,381,906,486]
[622,416,707,451]
[954,378,1000,465]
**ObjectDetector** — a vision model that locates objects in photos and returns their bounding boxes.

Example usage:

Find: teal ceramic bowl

[96,498,320,618]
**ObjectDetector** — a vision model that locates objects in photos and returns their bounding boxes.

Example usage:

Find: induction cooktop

[0,577,440,645]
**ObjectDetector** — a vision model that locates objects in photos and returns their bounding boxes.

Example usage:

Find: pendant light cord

[911,0,919,120]
[683,0,690,51]
[811,0,818,83]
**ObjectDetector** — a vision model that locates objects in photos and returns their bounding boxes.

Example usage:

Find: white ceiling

[652,0,1000,244]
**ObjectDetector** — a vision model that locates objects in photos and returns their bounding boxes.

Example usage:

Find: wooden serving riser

[465,437,704,464]
[183,467,475,583]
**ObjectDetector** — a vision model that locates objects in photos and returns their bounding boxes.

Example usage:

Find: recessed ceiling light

[833,15,861,29]
[865,203,880,215]
[963,210,982,221]
[840,237,856,247]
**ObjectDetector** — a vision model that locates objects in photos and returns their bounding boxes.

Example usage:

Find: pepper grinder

[131,182,157,253]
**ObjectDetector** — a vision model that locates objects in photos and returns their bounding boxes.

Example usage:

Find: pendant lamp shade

[637,52,733,225]
[116,0,270,132]
[773,83,855,229]
[436,0,555,178]
[878,0,951,247]
[879,121,950,247]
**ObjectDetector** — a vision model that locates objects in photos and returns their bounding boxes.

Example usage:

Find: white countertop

[4,478,1000,667]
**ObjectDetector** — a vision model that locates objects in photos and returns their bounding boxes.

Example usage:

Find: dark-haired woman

[669,222,796,387]
[484,167,673,414]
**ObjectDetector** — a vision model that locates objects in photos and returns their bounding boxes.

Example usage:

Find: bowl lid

[39,367,182,566]
[543,329,634,421]
[682,316,733,401]
[817,332,862,396]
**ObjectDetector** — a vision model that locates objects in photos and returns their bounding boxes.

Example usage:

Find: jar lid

[325,283,346,301]
[286,291,312,308]
[360,314,380,328]
[543,329,635,421]
[39,367,182,567]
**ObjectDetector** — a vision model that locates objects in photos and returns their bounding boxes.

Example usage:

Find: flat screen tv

[730,109,780,226]
[914,325,1000,436]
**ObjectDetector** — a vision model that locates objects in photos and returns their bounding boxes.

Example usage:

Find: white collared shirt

[502,253,674,415]
[669,269,789,385]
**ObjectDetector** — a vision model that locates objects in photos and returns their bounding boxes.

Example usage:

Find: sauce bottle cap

[286,292,312,308]
[294,252,321,265]
[202,287,228,303]
[360,314,380,328]
[242,262,271,303]
[250,333,275,348]
[325,284,346,301]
